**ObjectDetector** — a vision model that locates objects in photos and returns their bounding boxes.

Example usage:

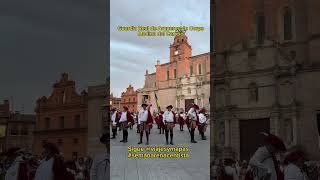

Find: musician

[118,106,134,143]
[157,111,165,134]
[163,105,176,145]
[35,142,74,180]
[110,108,119,139]
[178,112,185,131]
[283,150,307,180]
[137,104,153,145]
[198,108,208,140]
[187,104,200,143]
[249,133,286,180]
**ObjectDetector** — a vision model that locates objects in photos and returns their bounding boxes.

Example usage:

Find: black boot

[146,132,149,145]
[124,130,128,143]
[170,132,174,145]
[120,130,125,142]
[165,130,169,145]
[201,132,206,140]
[138,131,143,144]
[191,129,197,143]
[110,129,116,139]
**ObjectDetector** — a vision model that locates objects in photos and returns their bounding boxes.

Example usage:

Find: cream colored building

[212,0,320,160]
[137,34,210,113]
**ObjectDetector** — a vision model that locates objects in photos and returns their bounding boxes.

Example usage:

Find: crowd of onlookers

[211,159,320,180]
[0,146,98,180]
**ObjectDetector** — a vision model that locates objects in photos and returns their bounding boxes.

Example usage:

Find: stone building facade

[137,34,210,113]
[110,93,121,110]
[87,84,108,157]
[6,112,35,152]
[120,85,138,112]
[33,73,88,160]
[212,0,320,160]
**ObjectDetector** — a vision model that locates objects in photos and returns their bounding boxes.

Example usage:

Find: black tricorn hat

[141,103,148,107]
[100,133,109,144]
[166,105,173,109]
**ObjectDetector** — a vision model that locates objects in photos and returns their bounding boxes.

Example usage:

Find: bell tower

[169,33,192,62]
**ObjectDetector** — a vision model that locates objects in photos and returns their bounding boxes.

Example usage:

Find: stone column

[270,111,280,136]
[225,117,230,147]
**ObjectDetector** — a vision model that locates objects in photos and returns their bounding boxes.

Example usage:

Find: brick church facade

[137,34,210,113]
[120,85,138,112]
[212,0,320,160]
[33,73,88,160]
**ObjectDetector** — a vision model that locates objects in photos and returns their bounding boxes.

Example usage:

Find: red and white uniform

[249,146,277,180]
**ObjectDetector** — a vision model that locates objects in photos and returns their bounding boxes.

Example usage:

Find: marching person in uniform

[156,111,165,134]
[35,142,74,180]
[163,105,176,145]
[198,108,208,140]
[110,108,119,139]
[248,133,286,180]
[283,150,308,180]
[178,112,185,131]
[137,104,153,145]
[187,104,200,143]
[119,106,134,143]
[135,113,140,134]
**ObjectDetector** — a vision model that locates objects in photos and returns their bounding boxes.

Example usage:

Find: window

[283,7,293,40]
[198,64,202,75]
[128,98,130,102]
[188,88,191,94]
[174,69,177,78]
[10,126,18,136]
[190,66,193,75]
[167,70,170,80]
[59,116,64,129]
[73,138,79,144]
[256,14,265,44]
[21,127,28,135]
[249,83,259,102]
[45,117,50,129]
[74,115,80,128]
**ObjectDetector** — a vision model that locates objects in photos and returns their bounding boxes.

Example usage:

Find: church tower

[169,33,192,62]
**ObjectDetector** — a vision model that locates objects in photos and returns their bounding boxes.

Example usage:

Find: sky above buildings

[110,0,210,97]
[0,0,106,113]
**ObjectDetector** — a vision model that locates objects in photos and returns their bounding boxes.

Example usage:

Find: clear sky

[110,0,210,97]
[0,0,106,113]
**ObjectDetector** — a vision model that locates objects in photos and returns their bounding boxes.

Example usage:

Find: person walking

[163,105,176,145]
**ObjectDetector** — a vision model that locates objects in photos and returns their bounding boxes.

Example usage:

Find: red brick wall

[120,85,138,112]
